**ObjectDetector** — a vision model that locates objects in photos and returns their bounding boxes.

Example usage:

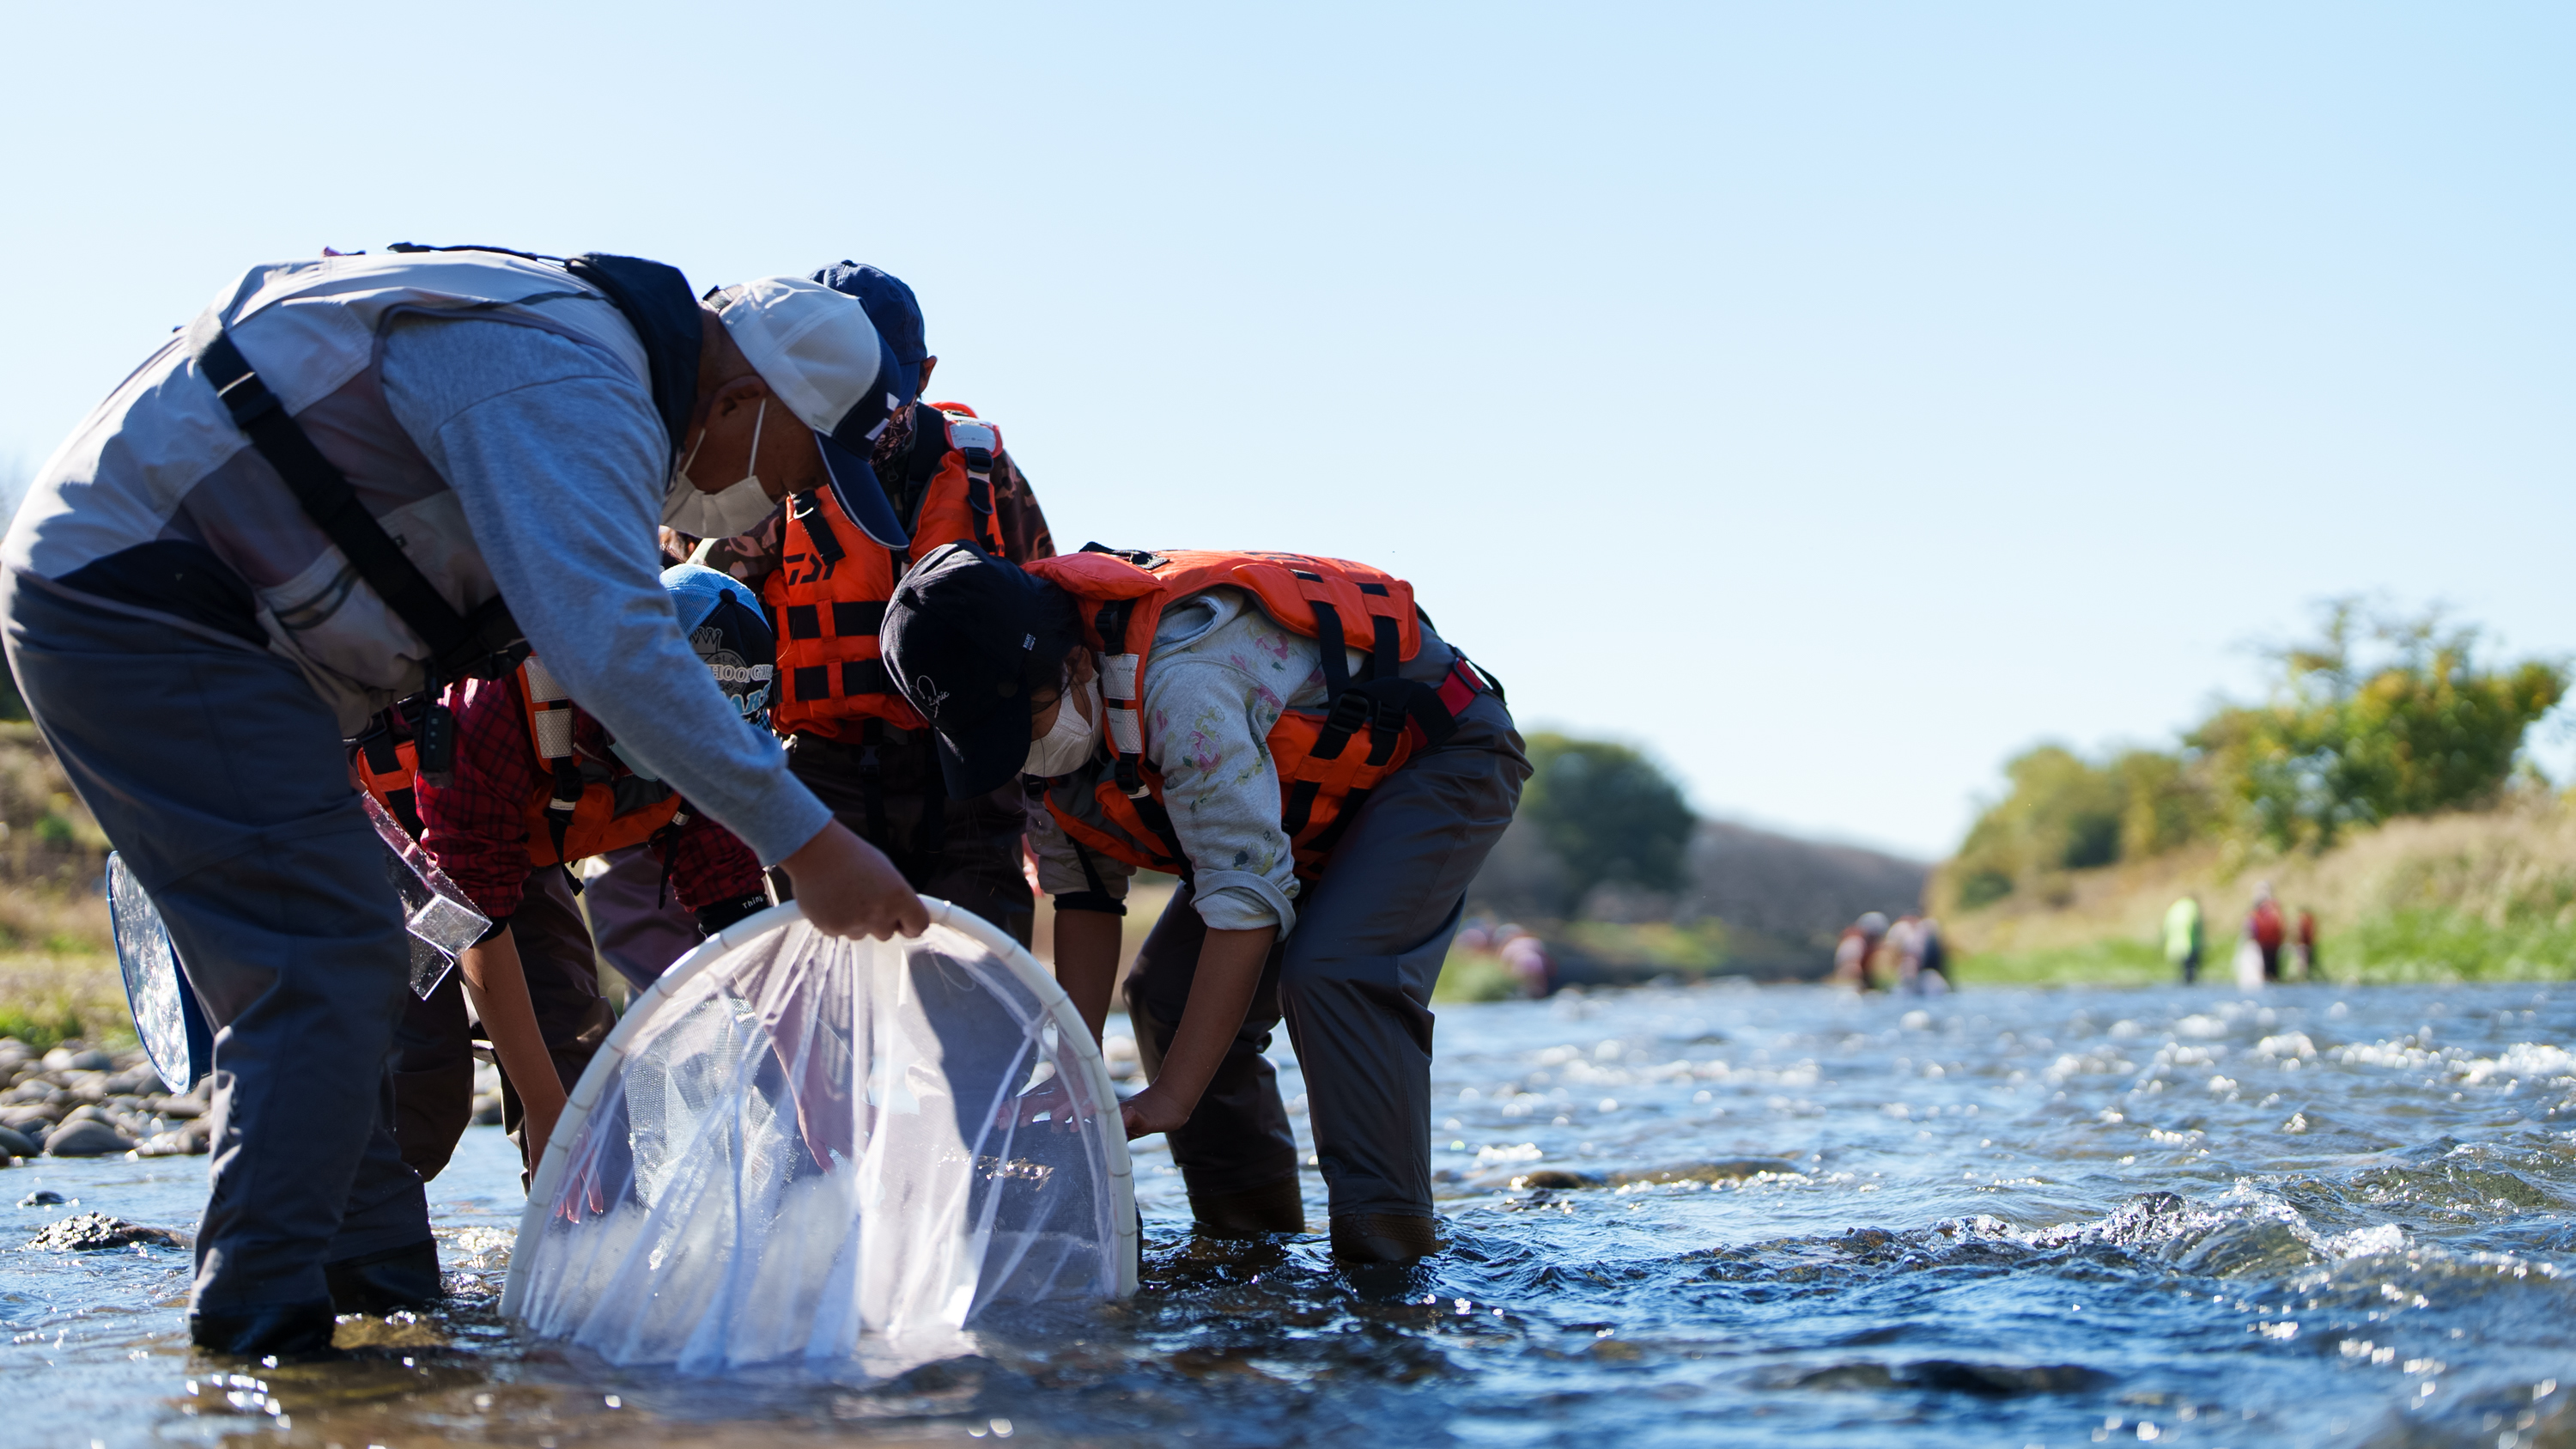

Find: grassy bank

[1949,798,2576,988]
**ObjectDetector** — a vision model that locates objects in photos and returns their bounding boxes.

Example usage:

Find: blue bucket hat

[664,563,776,722]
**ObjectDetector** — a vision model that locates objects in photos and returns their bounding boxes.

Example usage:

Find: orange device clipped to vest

[352,721,423,835]
[765,404,1008,740]
[513,655,684,867]
[1023,548,1488,881]
[353,661,684,864]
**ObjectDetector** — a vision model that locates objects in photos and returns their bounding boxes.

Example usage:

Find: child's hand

[1119,1084,1193,1140]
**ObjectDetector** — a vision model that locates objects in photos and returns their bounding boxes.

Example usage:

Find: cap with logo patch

[880,543,1066,799]
[710,276,919,549]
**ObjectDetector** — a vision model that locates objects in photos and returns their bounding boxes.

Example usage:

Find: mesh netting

[501,901,1137,1372]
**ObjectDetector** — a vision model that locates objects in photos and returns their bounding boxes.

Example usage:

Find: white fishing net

[501,901,1137,1373]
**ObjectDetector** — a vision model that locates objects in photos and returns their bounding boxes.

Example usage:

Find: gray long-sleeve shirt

[1028,586,1460,936]
[378,316,829,867]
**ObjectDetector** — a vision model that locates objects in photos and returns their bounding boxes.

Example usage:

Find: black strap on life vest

[789,488,847,569]
[1086,596,1190,874]
[957,442,1003,557]
[355,715,424,838]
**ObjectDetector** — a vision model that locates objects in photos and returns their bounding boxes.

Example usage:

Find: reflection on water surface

[6,982,2573,1447]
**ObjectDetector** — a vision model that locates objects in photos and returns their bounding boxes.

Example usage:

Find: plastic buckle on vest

[1314,690,1371,760]
[1368,696,1408,764]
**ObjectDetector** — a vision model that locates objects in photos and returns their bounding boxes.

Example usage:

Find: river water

[6,981,2573,1448]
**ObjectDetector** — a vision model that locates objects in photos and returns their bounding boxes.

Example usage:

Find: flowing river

[7,980,2573,1447]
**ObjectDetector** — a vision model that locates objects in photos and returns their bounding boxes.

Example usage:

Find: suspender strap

[198,330,522,680]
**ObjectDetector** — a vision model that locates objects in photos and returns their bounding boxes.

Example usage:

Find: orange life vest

[351,714,422,836]
[1023,548,1490,881]
[514,655,686,867]
[764,403,1008,740]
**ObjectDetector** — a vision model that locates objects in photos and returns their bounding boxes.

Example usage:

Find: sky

[2,3,2570,860]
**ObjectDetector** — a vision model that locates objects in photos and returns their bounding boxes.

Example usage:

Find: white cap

[713,277,905,442]
[703,275,917,547]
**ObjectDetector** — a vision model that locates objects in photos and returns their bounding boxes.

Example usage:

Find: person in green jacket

[2164,895,2204,983]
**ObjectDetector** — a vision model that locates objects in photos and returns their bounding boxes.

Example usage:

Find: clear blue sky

[3,3,2570,859]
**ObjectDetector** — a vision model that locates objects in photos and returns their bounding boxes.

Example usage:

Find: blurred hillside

[0,721,118,1046]
[1944,796,2576,986]
[1935,598,2576,986]
[1457,732,1927,991]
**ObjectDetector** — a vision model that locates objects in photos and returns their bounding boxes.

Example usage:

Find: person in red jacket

[392,565,777,1179]
[2247,884,2287,983]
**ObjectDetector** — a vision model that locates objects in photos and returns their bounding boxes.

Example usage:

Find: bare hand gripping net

[501,900,1138,1372]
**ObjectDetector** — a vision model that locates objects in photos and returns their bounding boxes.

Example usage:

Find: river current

[6,981,2573,1448]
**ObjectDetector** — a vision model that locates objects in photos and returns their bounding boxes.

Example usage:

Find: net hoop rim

[499,897,1139,1323]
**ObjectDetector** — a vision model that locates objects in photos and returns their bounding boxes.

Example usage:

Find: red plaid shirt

[416,672,764,921]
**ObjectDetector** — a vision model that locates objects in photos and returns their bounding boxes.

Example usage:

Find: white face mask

[1023,673,1099,778]
[663,399,782,539]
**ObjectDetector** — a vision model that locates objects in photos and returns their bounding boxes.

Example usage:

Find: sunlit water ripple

[5,981,2573,1447]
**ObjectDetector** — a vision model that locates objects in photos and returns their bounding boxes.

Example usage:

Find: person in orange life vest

[880,544,1529,1264]
[392,565,779,1178]
[692,262,1055,949]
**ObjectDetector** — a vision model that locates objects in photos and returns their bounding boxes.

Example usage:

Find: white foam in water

[501,900,1137,1373]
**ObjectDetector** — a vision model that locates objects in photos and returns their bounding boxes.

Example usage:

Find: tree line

[1942,599,2567,911]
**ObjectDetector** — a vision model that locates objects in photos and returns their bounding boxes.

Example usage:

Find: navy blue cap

[881,543,1059,798]
[811,261,929,368]
[812,317,918,549]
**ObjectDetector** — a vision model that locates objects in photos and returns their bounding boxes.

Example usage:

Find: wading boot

[1188,1176,1307,1237]
[188,1300,340,1361]
[1328,1212,1443,1263]
[324,1238,444,1316]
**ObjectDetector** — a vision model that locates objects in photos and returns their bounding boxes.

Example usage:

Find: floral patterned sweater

[1028,586,1459,936]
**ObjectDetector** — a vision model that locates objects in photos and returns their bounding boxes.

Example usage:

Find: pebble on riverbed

[0,1036,214,1162]
[25,1210,185,1251]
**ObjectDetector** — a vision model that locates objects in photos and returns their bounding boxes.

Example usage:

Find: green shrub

[1433,948,1521,1003]
[0,1006,83,1050]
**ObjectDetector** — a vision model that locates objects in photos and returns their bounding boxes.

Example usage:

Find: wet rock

[43,1118,135,1157]
[148,1092,206,1121]
[1510,1169,1600,1190]
[18,1189,67,1207]
[1608,1158,1803,1187]
[1788,1359,2111,1397]
[0,1105,60,1134]
[43,1047,112,1073]
[26,1211,183,1251]
[1902,1361,2112,1397]
[1794,1361,1899,1391]
[0,1126,35,1159]
[135,1121,212,1157]
[332,1311,449,1349]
